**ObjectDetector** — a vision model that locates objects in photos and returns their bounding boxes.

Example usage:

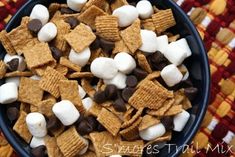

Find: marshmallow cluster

[4,54,26,71]
[173,110,190,132]
[30,4,49,25]
[139,123,166,141]
[155,35,169,53]
[67,0,87,12]
[69,48,91,67]
[0,83,18,104]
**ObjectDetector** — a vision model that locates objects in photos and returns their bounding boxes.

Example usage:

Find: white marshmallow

[29,4,49,25]
[172,38,192,57]
[30,75,41,81]
[114,52,136,74]
[52,100,80,126]
[78,85,86,99]
[69,48,91,67]
[4,54,26,71]
[38,22,57,42]
[104,72,127,89]
[136,0,154,19]
[82,97,93,111]
[139,29,158,53]
[78,138,89,155]
[164,42,187,65]
[90,57,118,79]
[26,113,47,138]
[155,35,169,53]
[160,64,183,87]
[173,110,190,132]
[67,0,87,12]
[0,83,18,104]
[110,155,122,157]
[30,136,45,148]
[5,77,20,87]
[139,123,166,141]
[112,5,139,27]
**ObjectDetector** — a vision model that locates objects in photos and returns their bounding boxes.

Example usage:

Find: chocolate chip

[27,19,42,34]
[104,84,118,99]
[86,115,98,130]
[121,87,135,102]
[93,91,107,104]
[6,107,19,121]
[46,115,62,131]
[97,123,106,132]
[90,37,100,50]
[31,145,47,157]
[76,120,93,135]
[7,58,19,71]
[126,75,138,87]
[132,68,148,80]
[114,98,127,112]
[50,46,62,61]
[184,87,198,101]
[100,38,115,54]
[60,7,75,14]
[148,51,169,70]
[65,16,80,29]
[160,116,174,131]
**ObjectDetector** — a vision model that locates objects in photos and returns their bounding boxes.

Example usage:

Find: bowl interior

[0,0,210,156]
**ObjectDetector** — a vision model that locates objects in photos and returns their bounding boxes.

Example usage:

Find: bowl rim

[0,0,211,157]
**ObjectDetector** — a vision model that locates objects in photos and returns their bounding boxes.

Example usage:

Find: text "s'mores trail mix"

[0,0,198,156]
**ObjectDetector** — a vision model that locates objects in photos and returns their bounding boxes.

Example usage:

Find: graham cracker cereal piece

[44,136,64,157]
[32,61,57,76]
[141,18,155,31]
[68,72,94,79]
[81,78,96,97]
[0,30,16,55]
[174,90,185,105]
[0,60,6,79]
[89,48,103,63]
[78,5,107,29]
[112,39,130,54]
[13,111,32,143]
[97,108,122,136]
[147,99,175,116]
[136,52,152,73]
[20,103,30,113]
[88,102,102,117]
[164,105,183,116]
[145,71,160,80]
[55,64,68,76]
[37,99,56,117]
[121,108,144,128]
[129,80,172,110]
[39,67,67,98]
[60,57,81,72]
[65,23,96,52]
[4,71,33,78]
[82,151,97,157]
[0,144,13,157]
[152,9,176,34]
[138,115,160,131]
[30,104,38,113]
[82,0,109,12]
[168,34,180,42]
[24,42,55,69]
[48,3,61,17]
[18,77,44,105]
[96,79,105,91]
[123,107,135,122]
[120,117,142,141]
[118,140,144,156]
[57,126,87,157]
[144,132,172,148]
[120,19,142,53]
[182,97,192,110]
[95,15,120,41]
[110,0,128,11]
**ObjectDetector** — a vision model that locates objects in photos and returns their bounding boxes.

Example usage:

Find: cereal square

[5,71,33,78]
[164,105,183,116]
[59,57,81,72]
[121,108,144,128]
[0,30,16,55]
[37,99,56,117]
[82,0,109,12]
[0,60,6,79]
[138,115,160,131]
[141,18,155,31]
[147,99,175,116]
[136,51,152,73]
[110,0,128,11]
[44,136,64,157]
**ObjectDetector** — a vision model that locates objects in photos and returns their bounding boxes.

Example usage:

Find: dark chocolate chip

[126,75,138,87]
[76,120,93,135]
[100,38,115,54]
[160,116,174,131]
[50,46,62,61]
[31,145,47,157]
[121,87,135,102]
[7,107,19,121]
[60,7,75,14]
[132,68,148,80]
[27,19,42,34]
[184,87,198,101]
[97,123,106,132]
[104,84,118,99]
[93,91,107,104]
[86,115,98,130]
[148,51,169,71]
[64,16,80,29]
[7,58,19,71]
[113,98,127,112]
[46,115,62,131]
[90,37,100,50]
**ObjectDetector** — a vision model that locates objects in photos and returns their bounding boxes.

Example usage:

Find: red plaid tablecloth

[0,0,235,157]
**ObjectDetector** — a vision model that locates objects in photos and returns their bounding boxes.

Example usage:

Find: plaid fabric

[0,0,234,157]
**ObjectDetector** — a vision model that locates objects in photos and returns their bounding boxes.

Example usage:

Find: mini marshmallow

[67,0,87,12]
[30,136,45,148]
[0,83,18,104]
[114,52,136,74]
[172,38,192,57]
[78,85,86,99]
[82,97,93,111]
[69,48,91,67]
[90,57,118,79]
[136,0,154,19]
[160,64,183,87]
[139,123,166,141]
[112,5,139,27]
[104,72,127,89]
[52,100,80,126]
[30,4,49,25]
[5,77,20,87]
[26,112,47,138]
[173,110,190,132]
[110,155,122,157]
[30,75,41,81]
[38,22,57,42]
[4,54,26,71]
[139,29,158,53]
[155,35,169,53]
[78,138,89,155]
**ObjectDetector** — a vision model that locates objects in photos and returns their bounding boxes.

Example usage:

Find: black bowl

[0,0,210,156]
